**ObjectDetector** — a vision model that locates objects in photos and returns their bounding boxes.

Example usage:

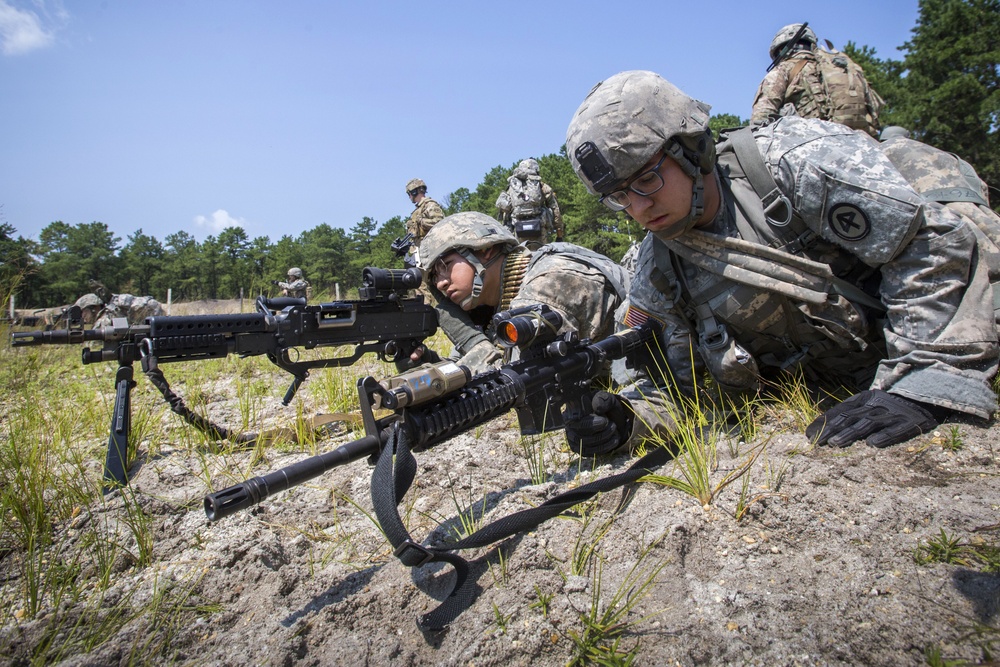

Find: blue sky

[1,0,920,246]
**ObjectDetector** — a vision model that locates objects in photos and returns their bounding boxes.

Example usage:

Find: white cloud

[0,1,56,55]
[193,209,247,236]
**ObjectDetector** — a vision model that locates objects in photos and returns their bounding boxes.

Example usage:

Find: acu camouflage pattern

[750,49,884,138]
[495,169,564,248]
[92,294,165,327]
[880,134,1000,320]
[429,241,628,376]
[566,71,715,197]
[618,115,997,445]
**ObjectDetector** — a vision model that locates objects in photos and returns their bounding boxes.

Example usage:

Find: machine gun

[10,267,437,489]
[204,305,659,521]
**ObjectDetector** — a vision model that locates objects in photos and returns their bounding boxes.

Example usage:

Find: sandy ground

[1,303,998,666]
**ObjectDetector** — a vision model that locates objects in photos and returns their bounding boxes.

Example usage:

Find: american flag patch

[623,304,661,329]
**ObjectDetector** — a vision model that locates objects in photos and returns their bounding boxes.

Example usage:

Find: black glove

[271,280,280,286]
[805,390,938,449]
[565,391,633,456]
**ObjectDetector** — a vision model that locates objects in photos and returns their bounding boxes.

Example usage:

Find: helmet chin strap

[458,249,505,309]
[652,170,708,242]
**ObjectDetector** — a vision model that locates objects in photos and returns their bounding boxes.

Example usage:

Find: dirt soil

[2,306,998,666]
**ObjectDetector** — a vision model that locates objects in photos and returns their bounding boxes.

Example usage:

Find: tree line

[2,0,996,309]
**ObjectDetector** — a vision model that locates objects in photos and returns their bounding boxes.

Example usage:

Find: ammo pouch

[697,329,761,393]
[514,219,543,238]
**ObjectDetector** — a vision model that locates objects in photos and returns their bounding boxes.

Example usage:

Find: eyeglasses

[407,189,420,197]
[429,254,455,284]
[599,153,668,212]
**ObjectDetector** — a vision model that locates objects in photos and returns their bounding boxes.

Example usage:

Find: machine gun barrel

[204,312,658,520]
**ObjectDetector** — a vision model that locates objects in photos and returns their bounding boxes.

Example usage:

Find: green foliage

[708,113,747,139]
[13,4,995,304]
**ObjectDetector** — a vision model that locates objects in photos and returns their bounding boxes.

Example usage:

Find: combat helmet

[405,178,427,195]
[515,158,540,178]
[768,23,817,60]
[879,126,911,141]
[74,293,104,311]
[566,70,715,237]
[288,267,303,279]
[419,211,519,308]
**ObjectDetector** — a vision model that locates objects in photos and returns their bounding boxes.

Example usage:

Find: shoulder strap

[371,423,670,631]
[728,127,793,230]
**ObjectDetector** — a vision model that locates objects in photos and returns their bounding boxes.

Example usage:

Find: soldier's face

[622,154,694,237]
[432,251,477,309]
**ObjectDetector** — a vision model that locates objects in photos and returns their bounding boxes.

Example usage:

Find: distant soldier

[495,158,565,249]
[94,293,164,327]
[405,178,445,254]
[276,267,310,299]
[751,23,884,138]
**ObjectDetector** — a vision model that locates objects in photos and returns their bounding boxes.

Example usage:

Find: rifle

[391,232,417,269]
[767,21,809,72]
[204,304,659,521]
[11,267,437,490]
[390,232,414,258]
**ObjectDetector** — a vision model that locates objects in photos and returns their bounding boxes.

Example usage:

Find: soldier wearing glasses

[560,70,997,456]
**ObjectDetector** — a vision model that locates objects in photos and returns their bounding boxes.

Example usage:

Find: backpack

[508,176,545,222]
[790,49,883,136]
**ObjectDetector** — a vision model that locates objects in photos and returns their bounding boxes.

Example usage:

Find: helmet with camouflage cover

[879,126,911,141]
[566,70,715,237]
[768,23,817,61]
[74,293,104,311]
[405,178,427,194]
[288,267,303,279]
[514,158,540,179]
[419,211,519,307]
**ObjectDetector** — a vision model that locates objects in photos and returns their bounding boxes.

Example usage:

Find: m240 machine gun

[11,267,437,489]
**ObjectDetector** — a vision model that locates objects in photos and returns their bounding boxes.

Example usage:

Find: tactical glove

[805,390,938,449]
[565,391,633,457]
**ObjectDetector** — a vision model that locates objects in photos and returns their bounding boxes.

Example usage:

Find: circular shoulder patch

[827,203,871,242]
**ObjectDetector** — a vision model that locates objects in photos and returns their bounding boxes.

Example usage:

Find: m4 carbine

[204,305,660,521]
[10,267,436,489]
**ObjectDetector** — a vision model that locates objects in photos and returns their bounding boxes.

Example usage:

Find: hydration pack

[508,176,545,222]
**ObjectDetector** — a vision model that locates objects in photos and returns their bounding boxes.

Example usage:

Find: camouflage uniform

[495,159,565,249]
[405,178,445,247]
[567,71,998,449]
[419,212,627,376]
[751,25,883,138]
[94,294,164,327]
[879,134,1000,301]
[277,279,310,299]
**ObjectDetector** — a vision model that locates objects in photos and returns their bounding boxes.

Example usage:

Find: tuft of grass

[564,540,668,667]
[914,528,1000,573]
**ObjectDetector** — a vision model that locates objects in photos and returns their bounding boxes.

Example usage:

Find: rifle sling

[371,423,671,632]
